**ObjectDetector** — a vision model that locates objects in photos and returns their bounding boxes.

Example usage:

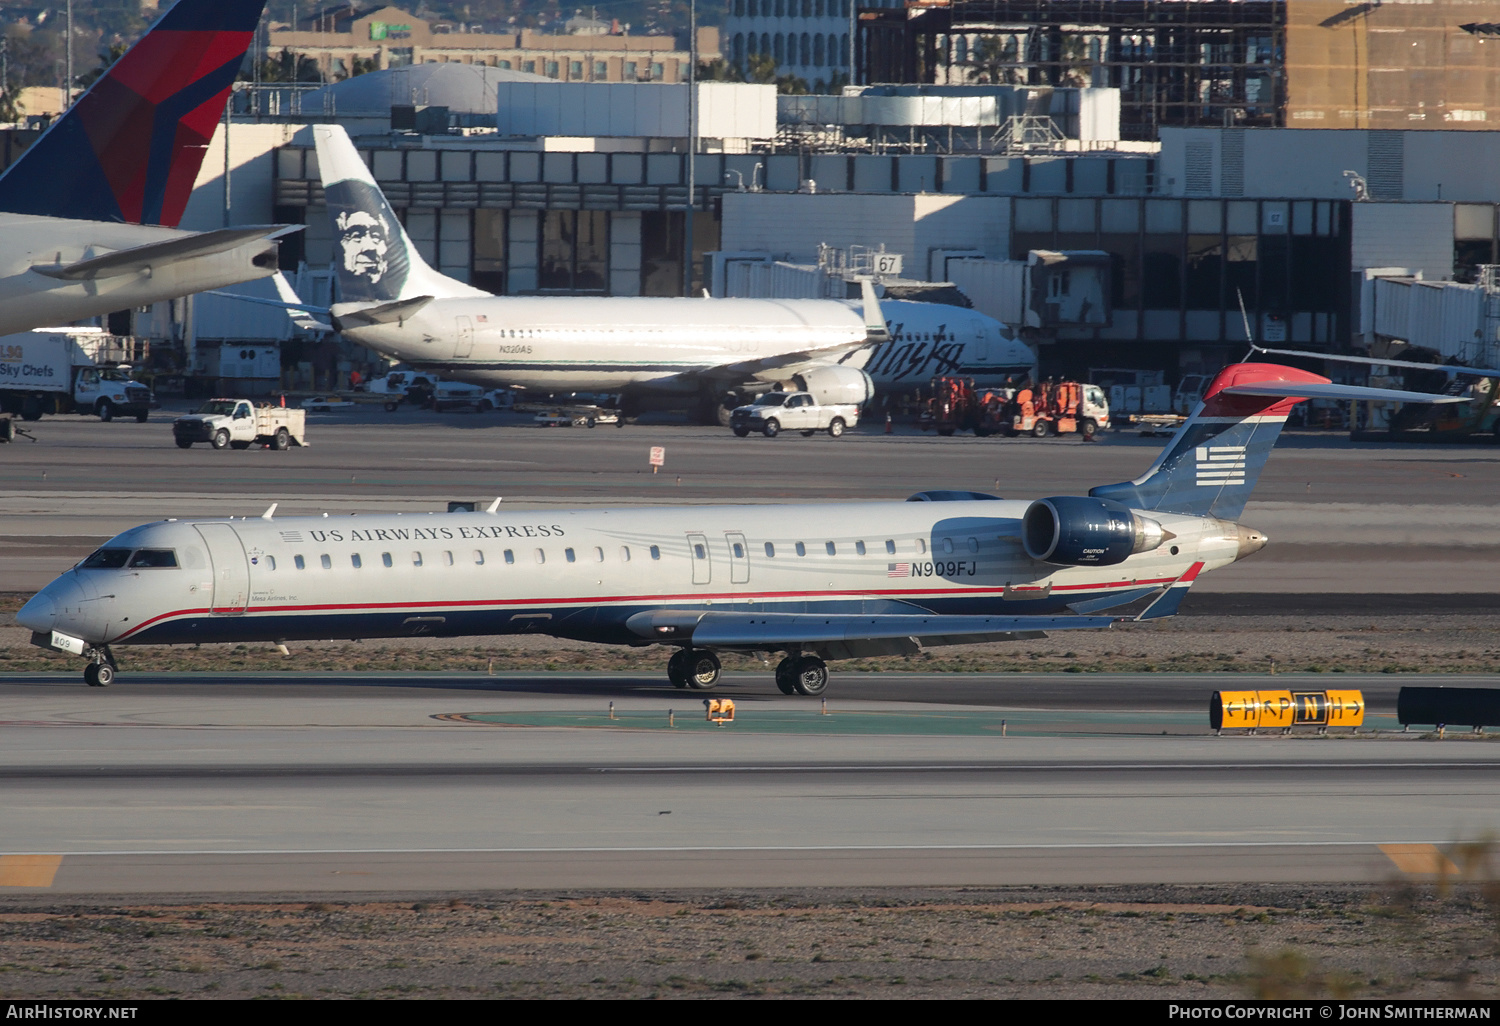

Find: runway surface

[0,672,1494,896]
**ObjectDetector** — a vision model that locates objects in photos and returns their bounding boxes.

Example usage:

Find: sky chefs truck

[0,329,150,422]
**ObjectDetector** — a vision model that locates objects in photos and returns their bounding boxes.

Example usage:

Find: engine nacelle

[790,365,875,405]
[1022,496,1166,567]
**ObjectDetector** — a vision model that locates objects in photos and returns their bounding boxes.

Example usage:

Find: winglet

[860,279,889,343]
[1134,562,1204,621]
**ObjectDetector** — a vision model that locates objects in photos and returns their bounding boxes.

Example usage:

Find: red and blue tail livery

[0,0,267,227]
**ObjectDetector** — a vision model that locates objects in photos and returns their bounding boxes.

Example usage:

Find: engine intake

[1022,496,1165,567]
[790,365,874,406]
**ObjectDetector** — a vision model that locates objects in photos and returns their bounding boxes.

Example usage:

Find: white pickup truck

[730,391,859,438]
[172,399,307,450]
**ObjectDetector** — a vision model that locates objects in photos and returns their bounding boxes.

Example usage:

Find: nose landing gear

[82,647,117,687]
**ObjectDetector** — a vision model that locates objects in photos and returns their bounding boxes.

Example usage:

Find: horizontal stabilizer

[627,609,1118,650]
[1222,380,1467,405]
[33,226,292,281]
[330,296,434,330]
[1251,345,1500,380]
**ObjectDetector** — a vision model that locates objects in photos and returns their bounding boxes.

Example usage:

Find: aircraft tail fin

[1090,362,1463,521]
[312,124,485,306]
[0,0,267,226]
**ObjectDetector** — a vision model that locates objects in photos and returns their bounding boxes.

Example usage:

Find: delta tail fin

[1091,362,1465,521]
[0,0,267,226]
[312,124,486,306]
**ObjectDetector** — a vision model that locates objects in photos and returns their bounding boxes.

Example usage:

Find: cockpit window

[80,548,132,569]
[129,549,178,568]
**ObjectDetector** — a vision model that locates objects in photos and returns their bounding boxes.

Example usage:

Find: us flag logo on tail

[1195,445,1247,486]
[887,563,911,578]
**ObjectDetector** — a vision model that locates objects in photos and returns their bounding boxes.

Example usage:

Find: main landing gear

[775,655,828,696]
[82,646,117,688]
[667,648,722,689]
[663,648,829,696]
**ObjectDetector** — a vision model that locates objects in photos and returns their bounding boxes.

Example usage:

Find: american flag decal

[1195,445,1247,486]
[887,563,911,577]
[279,531,304,543]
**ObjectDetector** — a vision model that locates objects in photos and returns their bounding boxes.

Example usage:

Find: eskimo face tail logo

[325,179,411,304]
[1195,445,1247,486]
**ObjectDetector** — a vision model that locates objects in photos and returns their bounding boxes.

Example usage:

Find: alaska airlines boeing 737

[314,125,886,417]
[0,0,288,337]
[17,363,1462,692]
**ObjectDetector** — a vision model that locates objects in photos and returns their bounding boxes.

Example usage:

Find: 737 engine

[789,366,875,406]
[1022,496,1167,566]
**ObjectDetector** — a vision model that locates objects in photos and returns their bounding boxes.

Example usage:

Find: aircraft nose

[16,590,55,633]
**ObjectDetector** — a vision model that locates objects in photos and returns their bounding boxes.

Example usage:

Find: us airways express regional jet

[18,363,1460,692]
[314,124,886,416]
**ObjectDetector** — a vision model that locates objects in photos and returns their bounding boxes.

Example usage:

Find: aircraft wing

[32,226,295,281]
[626,609,1119,658]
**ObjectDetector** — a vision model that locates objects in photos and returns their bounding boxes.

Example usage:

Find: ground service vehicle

[923,377,1016,436]
[172,399,307,450]
[730,391,859,437]
[0,329,151,421]
[1012,381,1110,437]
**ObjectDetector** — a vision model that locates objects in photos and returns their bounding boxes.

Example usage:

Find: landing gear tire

[272,427,291,450]
[790,655,828,696]
[774,657,799,695]
[685,649,721,690]
[667,648,692,689]
[762,418,780,438]
[212,428,230,450]
[828,418,845,438]
[84,663,112,687]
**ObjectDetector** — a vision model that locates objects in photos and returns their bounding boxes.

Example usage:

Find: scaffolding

[858,0,1287,141]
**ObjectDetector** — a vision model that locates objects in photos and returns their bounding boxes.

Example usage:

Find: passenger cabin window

[795,542,807,556]
[294,555,306,570]
[967,538,979,553]
[264,555,276,571]
[825,542,836,556]
[650,545,661,560]
[732,542,745,558]
[382,552,393,567]
[474,550,485,565]
[885,539,896,554]
[565,548,576,563]
[351,554,363,569]
[535,549,545,564]
[855,541,866,556]
[129,549,178,568]
[942,538,954,554]
[320,554,332,569]
[443,551,454,566]
[620,547,631,562]
[693,543,706,560]
[412,552,423,567]
[505,549,515,564]
[918,539,928,554]
[594,547,604,562]
[81,548,132,569]
[765,542,776,557]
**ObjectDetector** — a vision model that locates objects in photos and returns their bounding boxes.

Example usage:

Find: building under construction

[859,0,1500,141]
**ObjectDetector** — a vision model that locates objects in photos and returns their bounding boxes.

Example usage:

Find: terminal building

[28,0,1500,391]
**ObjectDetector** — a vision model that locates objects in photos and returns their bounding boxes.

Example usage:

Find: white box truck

[0,329,151,422]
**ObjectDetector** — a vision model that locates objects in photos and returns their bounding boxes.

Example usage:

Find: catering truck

[0,329,151,422]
